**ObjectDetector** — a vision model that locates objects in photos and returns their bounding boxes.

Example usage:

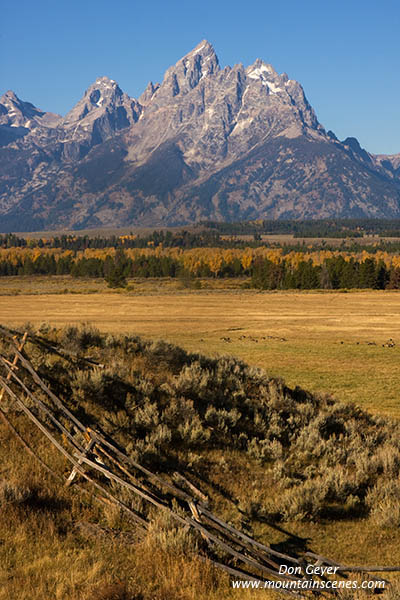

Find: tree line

[1,246,400,289]
[203,218,400,238]
[0,230,223,251]
[4,224,400,254]
[250,256,397,289]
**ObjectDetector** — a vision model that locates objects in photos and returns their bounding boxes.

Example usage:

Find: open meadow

[1,278,400,417]
[2,279,400,598]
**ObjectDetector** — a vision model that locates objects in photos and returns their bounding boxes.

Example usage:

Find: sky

[1,0,399,155]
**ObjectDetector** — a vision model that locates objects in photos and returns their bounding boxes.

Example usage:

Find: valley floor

[1,282,400,598]
[1,277,400,417]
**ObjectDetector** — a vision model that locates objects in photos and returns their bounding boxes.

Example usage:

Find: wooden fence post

[0,332,27,406]
[65,429,96,487]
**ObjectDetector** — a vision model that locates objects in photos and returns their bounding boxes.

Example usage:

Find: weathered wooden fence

[0,324,399,598]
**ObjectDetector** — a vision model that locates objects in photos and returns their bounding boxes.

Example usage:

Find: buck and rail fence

[0,324,399,598]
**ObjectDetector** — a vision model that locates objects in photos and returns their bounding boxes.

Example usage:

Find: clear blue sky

[1,0,399,154]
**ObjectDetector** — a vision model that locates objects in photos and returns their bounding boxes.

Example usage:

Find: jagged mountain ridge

[0,40,399,231]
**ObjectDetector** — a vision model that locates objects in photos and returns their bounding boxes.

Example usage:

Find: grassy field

[2,281,400,598]
[2,323,400,599]
[1,277,400,417]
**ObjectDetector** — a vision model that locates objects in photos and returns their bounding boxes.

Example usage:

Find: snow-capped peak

[246,60,284,93]
[93,76,117,88]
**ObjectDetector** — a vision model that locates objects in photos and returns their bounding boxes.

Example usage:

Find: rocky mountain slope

[1,40,399,231]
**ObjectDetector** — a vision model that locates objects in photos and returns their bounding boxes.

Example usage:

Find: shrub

[280,478,329,521]
[9,323,400,523]
[366,480,400,527]
[0,481,35,506]
[145,511,199,557]
[61,323,103,353]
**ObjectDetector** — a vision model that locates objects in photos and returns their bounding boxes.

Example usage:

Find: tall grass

[1,323,400,598]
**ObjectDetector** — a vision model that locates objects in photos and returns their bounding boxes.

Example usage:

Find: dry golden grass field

[1,278,400,417]
[2,279,400,599]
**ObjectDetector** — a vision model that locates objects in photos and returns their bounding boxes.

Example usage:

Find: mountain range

[1,40,400,232]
